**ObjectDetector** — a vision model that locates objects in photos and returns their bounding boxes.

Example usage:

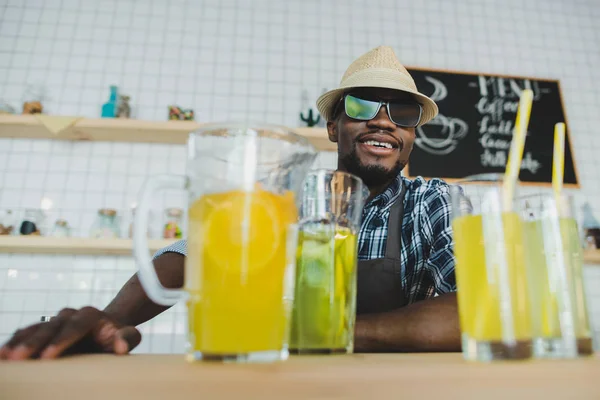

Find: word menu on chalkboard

[406,68,579,186]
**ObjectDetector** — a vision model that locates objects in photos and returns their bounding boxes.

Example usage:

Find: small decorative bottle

[90,209,120,238]
[117,95,131,118]
[101,86,118,118]
[0,210,15,235]
[20,209,43,235]
[163,208,183,239]
[50,219,71,237]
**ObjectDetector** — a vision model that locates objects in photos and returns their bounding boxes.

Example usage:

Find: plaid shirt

[154,174,456,305]
[357,174,456,303]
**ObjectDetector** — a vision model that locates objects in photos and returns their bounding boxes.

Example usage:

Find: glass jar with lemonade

[186,188,298,355]
[450,174,533,361]
[133,124,316,363]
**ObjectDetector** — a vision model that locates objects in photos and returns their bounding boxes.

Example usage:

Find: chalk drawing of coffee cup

[415,76,469,156]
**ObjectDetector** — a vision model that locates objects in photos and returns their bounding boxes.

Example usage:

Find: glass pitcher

[133,123,317,363]
[450,174,532,361]
[290,170,367,354]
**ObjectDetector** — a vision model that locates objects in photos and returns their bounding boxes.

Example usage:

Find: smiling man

[317,47,459,351]
[0,46,460,360]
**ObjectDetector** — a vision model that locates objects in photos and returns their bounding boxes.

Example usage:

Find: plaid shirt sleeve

[420,180,457,295]
[153,239,187,259]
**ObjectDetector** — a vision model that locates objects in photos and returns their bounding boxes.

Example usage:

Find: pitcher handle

[134,174,187,306]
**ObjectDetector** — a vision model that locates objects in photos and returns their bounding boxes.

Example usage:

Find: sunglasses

[342,94,423,128]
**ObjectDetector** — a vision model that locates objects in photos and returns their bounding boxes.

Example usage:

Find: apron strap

[384,179,405,260]
[354,178,408,314]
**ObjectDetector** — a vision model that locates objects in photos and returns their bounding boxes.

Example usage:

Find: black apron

[356,182,406,315]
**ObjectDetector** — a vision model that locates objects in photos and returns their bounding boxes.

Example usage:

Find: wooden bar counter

[1,353,599,399]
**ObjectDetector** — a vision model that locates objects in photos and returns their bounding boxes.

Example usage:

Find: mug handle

[134,174,187,306]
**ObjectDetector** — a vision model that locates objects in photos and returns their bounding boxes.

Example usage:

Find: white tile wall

[1,0,600,352]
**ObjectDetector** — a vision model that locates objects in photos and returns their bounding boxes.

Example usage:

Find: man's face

[327,88,417,187]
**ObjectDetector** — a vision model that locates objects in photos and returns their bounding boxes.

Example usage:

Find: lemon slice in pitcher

[198,189,285,274]
[335,228,357,275]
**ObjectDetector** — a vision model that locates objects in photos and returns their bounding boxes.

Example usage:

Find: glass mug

[518,193,593,358]
[290,169,366,354]
[450,174,532,361]
[133,123,317,362]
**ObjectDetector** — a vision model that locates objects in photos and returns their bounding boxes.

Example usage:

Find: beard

[339,144,405,187]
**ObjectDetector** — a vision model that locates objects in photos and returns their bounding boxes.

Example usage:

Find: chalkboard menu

[405,68,579,186]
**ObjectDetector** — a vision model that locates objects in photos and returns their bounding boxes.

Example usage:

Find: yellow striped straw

[552,123,566,202]
[503,89,534,211]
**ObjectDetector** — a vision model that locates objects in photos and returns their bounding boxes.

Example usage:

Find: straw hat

[316,46,438,126]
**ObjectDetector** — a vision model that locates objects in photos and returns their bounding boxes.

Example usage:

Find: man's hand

[0,252,184,361]
[0,307,141,360]
[353,292,461,353]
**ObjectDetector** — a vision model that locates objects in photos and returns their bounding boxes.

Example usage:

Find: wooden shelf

[0,114,335,151]
[1,235,599,264]
[0,236,177,256]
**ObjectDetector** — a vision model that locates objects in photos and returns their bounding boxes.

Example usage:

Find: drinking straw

[503,89,534,211]
[552,123,566,202]
[494,89,533,351]
[549,122,578,357]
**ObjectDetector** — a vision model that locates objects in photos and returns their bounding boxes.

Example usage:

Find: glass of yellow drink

[450,174,532,361]
[289,170,366,354]
[517,194,593,357]
[132,124,316,362]
[562,214,594,356]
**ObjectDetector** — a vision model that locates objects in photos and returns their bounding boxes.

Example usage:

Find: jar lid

[56,219,68,226]
[165,207,183,217]
[99,208,117,216]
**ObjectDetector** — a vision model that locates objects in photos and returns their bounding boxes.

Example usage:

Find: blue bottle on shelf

[101,85,118,118]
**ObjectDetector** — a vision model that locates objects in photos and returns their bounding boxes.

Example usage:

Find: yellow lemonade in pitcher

[185,188,298,355]
[453,213,532,343]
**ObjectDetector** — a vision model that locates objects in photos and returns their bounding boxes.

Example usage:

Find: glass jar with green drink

[290,169,367,354]
[518,193,593,358]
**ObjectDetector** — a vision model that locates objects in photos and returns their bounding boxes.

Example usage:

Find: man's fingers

[1,325,41,349]
[39,307,103,359]
[114,326,142,355]
[0,325,41,359]
[55,308,78,319]
[0,308,78,360]
[1,307,138,360]
[9,319,67,360]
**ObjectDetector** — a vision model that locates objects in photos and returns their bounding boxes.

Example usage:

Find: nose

[366,104,396,131]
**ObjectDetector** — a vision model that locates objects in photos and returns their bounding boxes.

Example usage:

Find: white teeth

[365,140,393,149]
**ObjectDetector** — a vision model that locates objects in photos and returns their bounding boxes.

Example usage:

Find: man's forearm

[353,292,461,353]
[104,252,186,326]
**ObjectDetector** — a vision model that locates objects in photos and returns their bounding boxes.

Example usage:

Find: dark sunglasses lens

[345,95,379,120]
[388,103,422,127]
